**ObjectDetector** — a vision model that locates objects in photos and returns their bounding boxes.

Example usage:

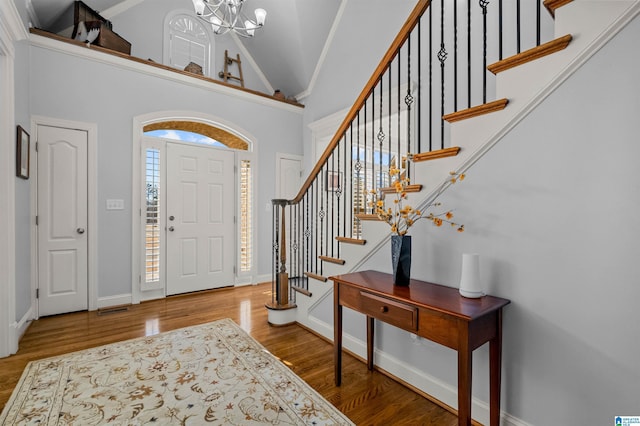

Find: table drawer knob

[380,306,389,313]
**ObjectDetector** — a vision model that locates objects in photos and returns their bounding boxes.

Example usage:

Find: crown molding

[1,0,29,46]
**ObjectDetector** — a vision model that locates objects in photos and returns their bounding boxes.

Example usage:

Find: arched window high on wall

[135,117,254,302]
[164,12,212,77]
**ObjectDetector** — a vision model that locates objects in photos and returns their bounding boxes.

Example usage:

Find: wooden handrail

[291,0,431,203]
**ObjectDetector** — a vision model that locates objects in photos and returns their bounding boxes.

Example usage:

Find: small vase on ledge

[391,235,411,286]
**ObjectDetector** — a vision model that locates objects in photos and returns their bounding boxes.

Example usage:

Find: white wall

[28,44,303,299]
[313,12,640,426]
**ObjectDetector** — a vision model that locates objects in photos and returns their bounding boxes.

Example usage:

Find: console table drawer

[360,291,418,331]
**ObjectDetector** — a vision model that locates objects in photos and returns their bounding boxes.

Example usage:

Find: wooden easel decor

[218,50,245,87]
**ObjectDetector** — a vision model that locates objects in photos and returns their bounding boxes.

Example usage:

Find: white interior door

[37,125,88,316]
[277,154,302,199]
[166,143,235,295]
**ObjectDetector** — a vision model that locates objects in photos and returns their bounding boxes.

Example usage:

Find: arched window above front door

[143,121,249,150]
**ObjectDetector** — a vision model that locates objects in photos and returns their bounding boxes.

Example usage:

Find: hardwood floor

[0,283,458,425]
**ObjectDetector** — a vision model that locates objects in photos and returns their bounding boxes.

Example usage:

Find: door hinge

[35,142,38,152]
[234,215,236,224]
[138,275,141,283]
[233,266,236,274]
[35,215,38,226]
[36,288,39,299]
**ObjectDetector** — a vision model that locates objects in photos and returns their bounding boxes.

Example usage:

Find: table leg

[489,309,503,426]
[366,316,374,370]
[458,334,472,426]
[334,283,342,386]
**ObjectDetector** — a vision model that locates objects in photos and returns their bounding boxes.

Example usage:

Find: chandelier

[191,0,267,38]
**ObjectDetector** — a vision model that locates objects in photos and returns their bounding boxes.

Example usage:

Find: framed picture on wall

[16,125,30,179]
[326,170,342,192]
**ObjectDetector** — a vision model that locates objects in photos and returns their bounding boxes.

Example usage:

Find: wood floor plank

[0,284,458,425]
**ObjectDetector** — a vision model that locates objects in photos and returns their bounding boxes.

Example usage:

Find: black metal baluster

[429,6,434,150]
[314,180,318,273]
[467,0,472,108]
[517,0,521,53]
[304,194,309,279]
[330,153,335,258]
[371,90,376,198]
[355,113,361,234]
[342,133,346,240]
[397,51,401,169]
[363,102,368,213]
[499,0,503,60]
[453,1,458,113]
[481,0,489,103]
[319,166,325,275]
[418,20,422,153]
[537,0,541,46]
[407,33,411,174]
[350,122,355,238]
[378,79,384,191]
[336,139,341,258]
[388,67,392,169]
[439,0,447,149]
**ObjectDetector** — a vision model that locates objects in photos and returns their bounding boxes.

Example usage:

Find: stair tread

[488,34,573,75]
[379,184,422,194]
[304,271,328,282]
[318,255,346,265]
[355,213,383,221]
[412,147,460,163]
[336,236,367,245]
[443,99,509,123]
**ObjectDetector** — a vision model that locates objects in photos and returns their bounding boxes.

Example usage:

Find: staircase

[267,0,639,420]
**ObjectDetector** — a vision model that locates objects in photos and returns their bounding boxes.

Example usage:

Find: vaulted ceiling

[28,0,343,98]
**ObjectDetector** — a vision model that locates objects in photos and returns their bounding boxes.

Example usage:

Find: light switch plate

[106,199,124,210]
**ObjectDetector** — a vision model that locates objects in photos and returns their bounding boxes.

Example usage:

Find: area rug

[0,318,354,425]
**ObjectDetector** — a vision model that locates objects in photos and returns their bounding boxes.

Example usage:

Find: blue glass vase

[391,235,411,286]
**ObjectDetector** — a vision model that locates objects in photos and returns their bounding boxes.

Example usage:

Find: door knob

[168,226,175,232]
[77,228,85,234]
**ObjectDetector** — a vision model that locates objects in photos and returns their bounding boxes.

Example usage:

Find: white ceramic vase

[459,253,484,298]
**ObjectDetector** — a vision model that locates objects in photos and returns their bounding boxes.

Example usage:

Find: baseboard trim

[11,306,34,342]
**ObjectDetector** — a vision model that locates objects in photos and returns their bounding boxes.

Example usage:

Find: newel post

[266,199,297,325]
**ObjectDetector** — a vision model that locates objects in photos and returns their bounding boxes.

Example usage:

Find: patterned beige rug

[0,318,353,425]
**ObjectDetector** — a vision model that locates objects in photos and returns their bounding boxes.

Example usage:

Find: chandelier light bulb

[192,0,206,15]
[254,8,266,26]
[210,15,222,33]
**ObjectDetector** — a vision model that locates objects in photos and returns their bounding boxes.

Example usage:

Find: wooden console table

[331,270,510,426]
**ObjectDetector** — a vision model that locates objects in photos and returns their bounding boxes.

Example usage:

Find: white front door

[166,143,235,295]
[37,125,88,316]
